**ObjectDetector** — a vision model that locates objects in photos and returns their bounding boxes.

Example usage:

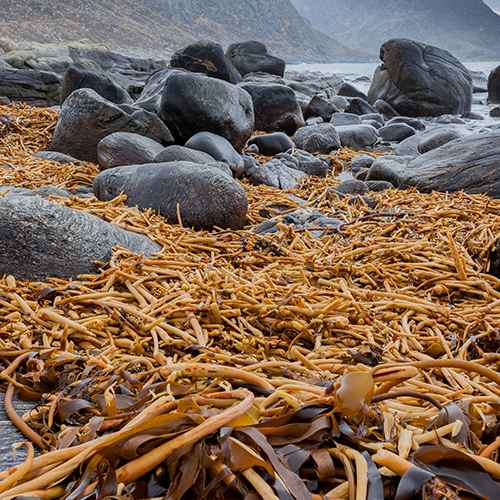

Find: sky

[485,0,500,14]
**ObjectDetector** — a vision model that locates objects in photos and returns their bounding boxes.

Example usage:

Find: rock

[336,179,369,195]
[0,67,62,106]
[50,89,173,163]
[469,70,488,93]
[248,158,307,189]
[33,151,86,166]
[345,97,378,116]
[94,162,248,230]
[159,72,254,152]
[491,107,500,118]
[360,113,384,126]
[242,154,260,177]
[0,186,32,196]
[374,99,400,119]
[292,123,340,154]
[134,68,186,113]
[386,117,425,131]
[366,180,395,191]
[286,80,324,97]
[306,117,324,126]
[61,59,133,105]
[348,196,378,209]
[331,96,349,112]
[488,65,500,104]
[154,145,215,165]
[0,196,161,280]
[226,41,286,78]
[461,112,483,120]
[367,131,500,196]
[378,123,415,142]
[97,132,165,170]
[295,91,312,115]
[304,95,339,121]
[242,72,286,84]
[238,82,304,135]
[247,132,293,156]
[184,132,244,177]
[171,40,242,84]
[330,113,361,126]
[335,124,379,149]
[435,115,466,125]
[368,38,473,117]
[395,126,465,156]
[277,151,329,176]
[17,186,71,198]
[338,82,367,100]
[351,154,374,179]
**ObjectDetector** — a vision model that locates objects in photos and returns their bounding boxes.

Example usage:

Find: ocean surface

[286,61,500,132]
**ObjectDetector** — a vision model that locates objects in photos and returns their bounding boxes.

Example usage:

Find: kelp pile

[2,104,500,499]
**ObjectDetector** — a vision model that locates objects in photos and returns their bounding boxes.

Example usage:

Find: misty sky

[485,0,500,13]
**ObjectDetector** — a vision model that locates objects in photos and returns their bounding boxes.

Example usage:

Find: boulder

[170,40,242,84]
[335,125,379,149]
[488,65,500,104]
[330,113,361,126]
[395,126,464,156]
[50,89,174,163]
[158,72,254,151]
[469,70,488,93]
[345,97,378,116]
[367,38,473,117]
[61,59,133,105]
[154,145,215,164]
[360,113,384,126]
[238,81,304,134]
[304,95,339,122]
[336,179,369,196]
[94,162,248,230]
[247,132,293,156]
[351,154,374,179]
[248,159,307,189]
[97,132,165,170]
[0,196,161,280]
[366,131,500,196]
[184,132,244,177]
[0,67,62,107]
[386,116,425,131]
[378,123,415,142]
[338,82,367,100]
[33,151,86,166]
[276,151,329,177]
[292,123,340,154]
[226,41,286,78]
[366,180,395,191]
[374,99,400,119]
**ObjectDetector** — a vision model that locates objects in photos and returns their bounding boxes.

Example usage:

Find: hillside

[0,0,370,63]
[290,0,500,60]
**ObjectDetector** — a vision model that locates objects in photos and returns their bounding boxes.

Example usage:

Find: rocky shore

[2,36,500,499]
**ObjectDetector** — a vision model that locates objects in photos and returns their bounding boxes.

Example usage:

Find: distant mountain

[290,0,500,61]
[0,0,371,63]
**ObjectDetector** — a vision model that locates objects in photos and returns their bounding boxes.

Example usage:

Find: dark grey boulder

[171,40,242,84]
[338,82,367,100]
[247,132,293,156]
[242,154,260,177]
[330,113,360,126]
[336,179,369,196]
[306,117,324,126]
[345,97,378,116]
[335,124,379,149]
[0,196,161,280]
[286,80,324,97]
[436,115,466,125]
[378,123,415,142]
[238,82,304,135]
[491,107,500,118]
[367,131,500,196]
[61,59,133,105]
[395,126,464,156]
[226,41,286,78]
[461,112,483,120]
[248,159,307,189]
[387,116,425,131]
[97,132,165,170]
[292,123,340,154]
[304,95,339,122]
[366,180,395,191]
[94,162,247,230]
[360,113,384,126]
[154,145,215,165]
[351,153,375,179]
[134,68,186,113]
[0,67,62,107]
[50,89,174,163]
[365,155,415,186]
[348,196,378,209]
[469,70,488,93]
[0,186,36,196]
[242,72,286,84]
[374,99,400,119]
[33,151,86,166]
[488,66,500,104]
[184,132,244,178]
[368,38,473,117]
[158,72,254,152]
[276,152,329,177]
